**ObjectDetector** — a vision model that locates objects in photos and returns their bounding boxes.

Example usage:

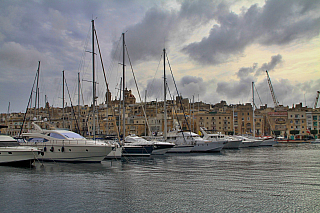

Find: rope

[166,53,191,143]
[125,45,151,136]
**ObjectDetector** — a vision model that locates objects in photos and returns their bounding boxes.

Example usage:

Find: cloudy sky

[0,0,319,113]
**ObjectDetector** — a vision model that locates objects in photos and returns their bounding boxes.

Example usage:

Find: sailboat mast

[122,33,126,139]
[163,48,167,140]
[78,72,80,134]
[252,82,255,137]
[92,19,96,140]
[62,70,65,128]
[34,61,40,117]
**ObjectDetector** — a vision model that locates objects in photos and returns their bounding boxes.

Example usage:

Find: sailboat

[159,49,225,153]
[251,82,276,146]
[19,20,113,162]
[116,35,174,156]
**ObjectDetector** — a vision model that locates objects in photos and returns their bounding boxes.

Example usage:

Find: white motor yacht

[259,136,277,146]
[200,127,241,149]
[0,134,40,167]
[235,136,255,148]
[123,135,174,156]
[166,130,225,153]
[20,123,113,162]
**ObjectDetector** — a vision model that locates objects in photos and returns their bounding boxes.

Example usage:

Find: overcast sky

[0,0,319,113]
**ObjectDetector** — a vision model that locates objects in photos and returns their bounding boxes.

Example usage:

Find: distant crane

[314,91,320,109]
[266,70,279,107]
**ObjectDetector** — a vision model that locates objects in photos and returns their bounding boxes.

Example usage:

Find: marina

[0,143,319,212]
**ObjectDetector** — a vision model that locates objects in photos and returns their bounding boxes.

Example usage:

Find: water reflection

[0,143,319,212]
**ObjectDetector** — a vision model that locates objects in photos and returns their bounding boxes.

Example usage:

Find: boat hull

[122,145,153,156]
[249,140,263,147]
[0,146,39,166]
[167,145,194,153]
[223,140,242,149]
[105,146,123,159]
[191,141,226,152]
[260,139,277,146]
[152,144,175,155]
[20,143,111,162]
[239,141,255,148]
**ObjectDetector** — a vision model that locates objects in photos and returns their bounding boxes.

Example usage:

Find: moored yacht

[20,123,113,162]
[0,129,41,167]
[166,130,225,153]
[123,135,174,156]
[259,136,277,146]
[200,127,241,149]
[235,136,255,148]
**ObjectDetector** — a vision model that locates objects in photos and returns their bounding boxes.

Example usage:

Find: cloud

[182,0,320,65]
[256,54,283,76]
[110,0,220,64]
[216,54,283,102]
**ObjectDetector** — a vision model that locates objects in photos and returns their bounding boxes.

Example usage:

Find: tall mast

[232,105,235,135]
[119,77,122,137]
[192,95,195,132]
[62,70,65,128]
[145,90,147,136]
[163,48,167,140]
[78,72,80,134]
[122,33,126,139]
[92,19,96,140]
[34,61,40,117]
[252,82,255,137]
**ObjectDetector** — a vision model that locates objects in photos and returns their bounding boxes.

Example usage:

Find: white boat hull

[249,140,263,147]
[239,141,255,148]
[260,139,277,146]
[192,141,226,152]
[223,140,242,149]
[105,146,122,159]
[21,143,111,162]
[0,146,40,165]
[167,145,194,153]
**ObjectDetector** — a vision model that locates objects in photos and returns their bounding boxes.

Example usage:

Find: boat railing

[25,139,103,146]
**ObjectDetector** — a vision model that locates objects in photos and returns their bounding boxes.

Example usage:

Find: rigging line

[78,24,91,75]
[149,53,164,99]
[254,83,274,136]
[64,77,80,133]
[254,84,264,107]
[19,65,39,136]
[94,28,109,92]
[166,53,192,136]
[125,44,151,136]
[166,80,184,133]
[103,35,122,97]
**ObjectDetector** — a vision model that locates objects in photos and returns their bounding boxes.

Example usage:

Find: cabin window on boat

[28,138,47,142]
[49,133,65,139]
[62,132,85,139]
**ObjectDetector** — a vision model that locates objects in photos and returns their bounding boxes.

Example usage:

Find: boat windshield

[61,132,85,139]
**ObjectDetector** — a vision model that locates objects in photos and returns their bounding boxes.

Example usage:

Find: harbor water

[0,143,319,212]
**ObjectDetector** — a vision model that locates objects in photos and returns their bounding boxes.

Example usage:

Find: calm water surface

[0,143,319,212]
